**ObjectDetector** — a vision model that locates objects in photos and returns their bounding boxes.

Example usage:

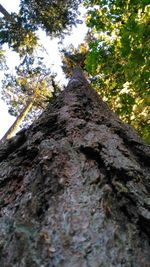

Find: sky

[0,0,88,139]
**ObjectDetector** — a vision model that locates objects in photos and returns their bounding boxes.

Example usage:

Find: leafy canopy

[84,0,150,143]
[0,0,82,54]
[20,0,82,36]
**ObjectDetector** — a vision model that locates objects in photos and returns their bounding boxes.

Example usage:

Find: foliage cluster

[84,0,150,143]
[0,0,82,54]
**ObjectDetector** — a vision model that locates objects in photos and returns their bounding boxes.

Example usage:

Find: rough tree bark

[0,67,150,267]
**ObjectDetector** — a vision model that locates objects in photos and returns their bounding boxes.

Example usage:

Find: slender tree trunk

[1,100,34,141]
[0,4,12,20]
[0,67,150,267]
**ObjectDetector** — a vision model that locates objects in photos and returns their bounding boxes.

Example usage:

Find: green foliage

[1,53,59,126]
[84,0,150,144]
[0,13,38,55]
[19,0,82,37]
[0,0,82,55]
[61,44,88,77]
[0,1,82,131]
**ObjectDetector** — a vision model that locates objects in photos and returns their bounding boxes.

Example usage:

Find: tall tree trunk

[0,67,150,267]
[1,100,34,141]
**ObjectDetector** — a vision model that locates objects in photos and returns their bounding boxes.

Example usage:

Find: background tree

[0,0,82,55]
[83,0,150,144]
[19,0,82,36]
[1,53,60,139]
[0,3,38,55]
[0,1,83,138]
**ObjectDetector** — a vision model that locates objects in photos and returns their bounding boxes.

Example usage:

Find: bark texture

[0,68,150,267]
